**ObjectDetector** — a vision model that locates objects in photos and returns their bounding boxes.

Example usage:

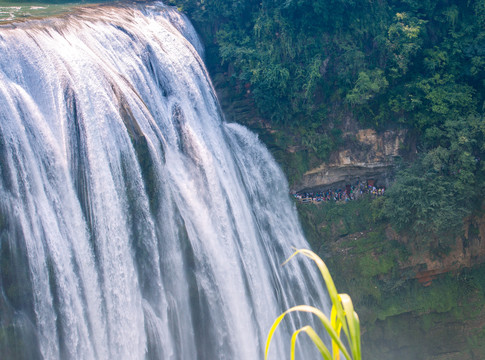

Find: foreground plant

[265,249,361,360]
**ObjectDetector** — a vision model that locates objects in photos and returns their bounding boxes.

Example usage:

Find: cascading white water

[0,2,328,359]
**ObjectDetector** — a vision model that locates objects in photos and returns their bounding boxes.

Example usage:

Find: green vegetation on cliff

[169,0,485,237]
[169,0,485,124]
[384,114,485,237]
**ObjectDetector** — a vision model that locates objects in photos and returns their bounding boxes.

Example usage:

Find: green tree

[384,115,485,237]
[386,12,426,78]
[346,69,389,106]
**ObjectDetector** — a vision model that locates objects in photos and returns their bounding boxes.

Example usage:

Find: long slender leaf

[340,294,361,359]
[267,249,361,360]
[291,326,332,360]
[265,305,353,360]
[284,249,351,341]
[330,305,343,360]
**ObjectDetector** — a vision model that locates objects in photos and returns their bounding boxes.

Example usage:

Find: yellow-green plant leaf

[291,326,332,360]
[265,305,353,360]
[330,305,343,360]
[339,294,361,359]
[267,249,362,360]
[284,249,351,341]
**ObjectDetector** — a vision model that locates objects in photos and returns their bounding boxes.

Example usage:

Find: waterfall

[0,2,327,359]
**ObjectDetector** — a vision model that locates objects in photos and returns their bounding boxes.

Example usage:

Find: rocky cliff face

[391,215,485,287]
[293,128,413,192]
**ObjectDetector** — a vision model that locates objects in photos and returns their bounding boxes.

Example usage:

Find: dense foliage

[384,115,485,236]
[168,0,485,236]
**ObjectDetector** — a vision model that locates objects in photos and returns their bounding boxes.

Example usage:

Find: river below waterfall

[0,2,327,359]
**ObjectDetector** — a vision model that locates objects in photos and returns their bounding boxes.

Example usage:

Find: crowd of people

[292,180,386,204]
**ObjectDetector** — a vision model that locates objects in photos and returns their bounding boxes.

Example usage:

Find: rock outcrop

[293,128,413,192]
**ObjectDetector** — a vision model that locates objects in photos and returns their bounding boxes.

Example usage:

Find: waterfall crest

[0,2,327,359]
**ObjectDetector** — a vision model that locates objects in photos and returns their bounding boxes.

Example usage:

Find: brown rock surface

[292,128,412,192]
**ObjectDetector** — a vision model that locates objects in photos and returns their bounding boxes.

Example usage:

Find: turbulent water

[0,2,327,359]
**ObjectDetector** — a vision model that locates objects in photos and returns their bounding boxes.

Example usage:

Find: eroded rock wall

[293,128,413,192]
